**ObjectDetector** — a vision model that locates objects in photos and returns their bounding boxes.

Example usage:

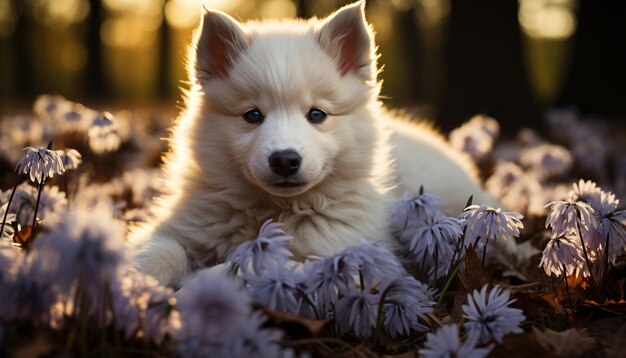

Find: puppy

[130,1,497,287]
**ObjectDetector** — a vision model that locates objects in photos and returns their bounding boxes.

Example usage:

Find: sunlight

[519,0,577,40]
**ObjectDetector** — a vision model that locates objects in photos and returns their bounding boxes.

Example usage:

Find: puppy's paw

[132,233,189,288]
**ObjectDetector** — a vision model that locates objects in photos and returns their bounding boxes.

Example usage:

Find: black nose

[269,150,301,177]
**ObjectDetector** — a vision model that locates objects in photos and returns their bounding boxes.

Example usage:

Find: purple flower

[459,205,524,249]
[409,216,462,276]
[243,261,300,314]
[335,291,379,338]
[174,269,251,342]
[539,235,583,277]
[211,312,282,358]
[0,204,16,241]
[226,220,293,275]
[392,191,444,238]
[420,324,492,358]
[31,204,127,303]
[462,285,525,343]
[88,112,122,154]
[520,144,572,180]
[486,161,543,215]
[382,276,435,337]
[449,115,500,162]
[15,145,65,183]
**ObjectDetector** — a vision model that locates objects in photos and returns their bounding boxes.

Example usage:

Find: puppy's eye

[243,108,264,124]
[307,108,327,124]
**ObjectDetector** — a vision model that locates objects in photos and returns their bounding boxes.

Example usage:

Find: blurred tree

[558,0,626,119]
[439,0,541,134]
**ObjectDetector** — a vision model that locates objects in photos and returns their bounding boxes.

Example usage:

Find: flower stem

[372,284,394,345]
[602,231,610,287]
[30,176,46,239]
[575,220,597,289]
[434,244,439,286]
[1,174,21,243]
[297,287,321,320]
[481,244,487,266]
[436,255,464,310]
[562,264,572,310]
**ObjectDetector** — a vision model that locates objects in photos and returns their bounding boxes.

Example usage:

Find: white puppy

[130,1,497,287]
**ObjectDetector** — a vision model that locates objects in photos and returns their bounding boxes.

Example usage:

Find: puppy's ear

[191,8,248,80]
[316,1,375,80]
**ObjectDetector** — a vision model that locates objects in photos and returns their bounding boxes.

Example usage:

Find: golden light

[59,41,88,71]
[519,0,577,40]
[260,0,297,19]
[165,0,201,29]
[0,0,17,38]
[30,0,90,27]
[415,0,451,29]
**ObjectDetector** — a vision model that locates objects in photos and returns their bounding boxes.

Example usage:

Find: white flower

[459,205,524,248]
[545,199,596,238]
[88,112,122,154]
[0,204,16,241]
[539,235,583,277]
[520,144,572,180]
[449,115,500,162]
[420,324,492,358]
[55,148,82,171]
[462,285,525,344]
[15,144,65,183]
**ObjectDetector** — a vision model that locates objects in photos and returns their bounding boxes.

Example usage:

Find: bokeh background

[0,0,624,133]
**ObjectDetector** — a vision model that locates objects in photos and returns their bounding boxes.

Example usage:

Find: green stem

[297,287,321,320]
[1,174,21,243]
[436,256,464,310]
[371,284,394,345]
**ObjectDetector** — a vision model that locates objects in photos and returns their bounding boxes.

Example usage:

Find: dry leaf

[255,304,330,339]
[458,248,492,292]
[532,327,597,357]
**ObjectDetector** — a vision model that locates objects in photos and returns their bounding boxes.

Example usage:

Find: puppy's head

[188,2,381,197]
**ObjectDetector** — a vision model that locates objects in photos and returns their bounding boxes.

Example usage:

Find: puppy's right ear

[191,8,248,81]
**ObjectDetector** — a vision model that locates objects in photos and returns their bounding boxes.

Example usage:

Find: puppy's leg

[132,231,190,288]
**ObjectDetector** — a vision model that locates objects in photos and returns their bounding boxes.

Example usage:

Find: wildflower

[88,112,122,154]
[143,295,181,344]
[420,324,492,358]
[569,180,603,209]
[55,148,82,171]
[545,199,596,238]
[539,235,583,277]
[243,261,300,314]
[409,216,462,271]
[15,144,65,183]
[449,115,500,162]
[520,144,572,180]
[32,94,66,120]
[381,276,435,337]
[212,312,282,358]
[0,254,59,324]
[594,194,626,262]
[459,204,524,249]
[0,204,16,241]
[391,190,444,239]
[30,204,127,304]
[225,220,293,274]
[462,285,525,343]
[174,269,251,341]
[306,239,405,312]
[335,291,379,338]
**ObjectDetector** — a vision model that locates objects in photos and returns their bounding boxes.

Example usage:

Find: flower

[382,276,435,337]
[545,199,596,238]
[55,148,82,171]
[539,235,583,277]
[306,239,405,313]
[243,261,300,314]
[335,291,379,338]
[420,324,492,358]
[391,190,444,239]
[225,220,293,274]
[15,144,65,183]
[459,205,524,249]
[449,115,500,162]
[30,204,127,307]
[520,144,572,180]
[174,269,251,340]
[409,216,462,274]
[32,94,66,120]
[7,184,67,227]
[569,180,603,209]
[0,204,16,241]
[486,161,543,215]
[462,285,525,343]
[212,312,282,358]
[88,112,122,154]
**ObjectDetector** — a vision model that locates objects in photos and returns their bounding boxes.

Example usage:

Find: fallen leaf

[458,248,492,292]
[255,304,330,339]
[532,327,597,357]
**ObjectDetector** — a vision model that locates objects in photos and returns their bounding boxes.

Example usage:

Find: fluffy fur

[130,2,498,287]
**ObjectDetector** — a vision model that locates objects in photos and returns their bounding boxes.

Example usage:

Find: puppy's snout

[269,150,301,177]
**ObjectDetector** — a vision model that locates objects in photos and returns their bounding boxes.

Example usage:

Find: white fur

[130,2,498,287]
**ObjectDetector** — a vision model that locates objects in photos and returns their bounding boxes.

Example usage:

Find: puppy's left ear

[316,1,375,80]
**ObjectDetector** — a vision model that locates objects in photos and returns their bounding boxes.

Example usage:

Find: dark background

[0,0,624,134]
